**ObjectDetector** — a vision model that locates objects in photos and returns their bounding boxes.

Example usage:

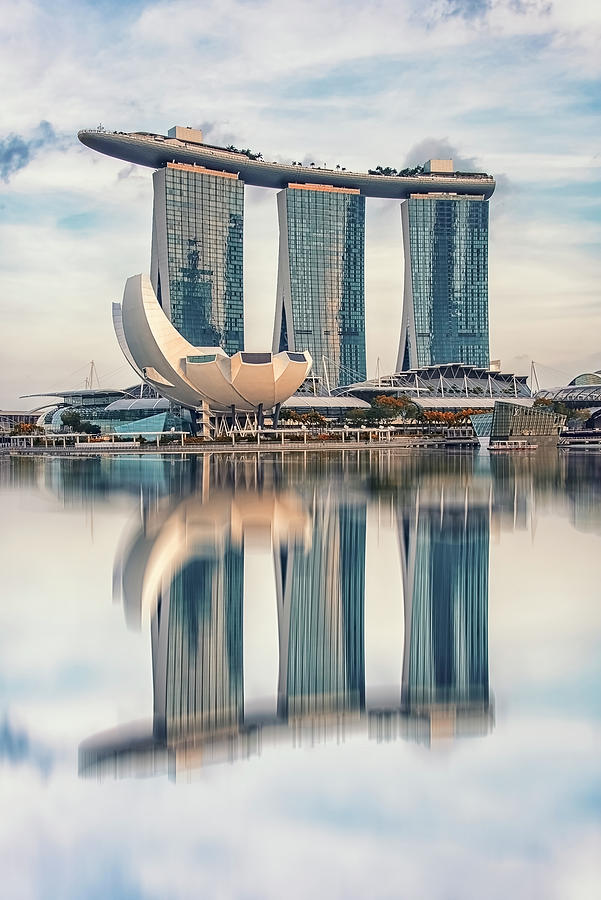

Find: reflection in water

[371,478,491,745]
[77,453,501,779]
[69,449,601,778]
[159,507,244,745]
[276,491,366,720]
[2,446,600,897]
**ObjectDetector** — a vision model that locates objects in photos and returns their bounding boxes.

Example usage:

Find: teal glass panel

[114,412,168,433]
[280,187,366,388]
[164,168,244,355]
[408,197,489,368]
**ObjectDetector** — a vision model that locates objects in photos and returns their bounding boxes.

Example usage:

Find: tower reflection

[370,474,492,746]
[79,454,495,780]
[276,490,366,720]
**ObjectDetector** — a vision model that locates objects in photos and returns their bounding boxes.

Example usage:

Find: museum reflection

[77,453,503,780]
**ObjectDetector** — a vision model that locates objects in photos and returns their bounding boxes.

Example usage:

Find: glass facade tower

[397,194,489,371]
[272,184,366,389]
[150,162,244,354]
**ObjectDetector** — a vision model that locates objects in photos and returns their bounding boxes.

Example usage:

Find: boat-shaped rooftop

[78,127,495,200]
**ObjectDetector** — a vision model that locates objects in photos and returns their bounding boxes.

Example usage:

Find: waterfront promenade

[2,437,451,457]
[3,425,476,456]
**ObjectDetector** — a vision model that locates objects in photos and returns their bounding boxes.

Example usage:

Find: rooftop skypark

[78,126,495,200]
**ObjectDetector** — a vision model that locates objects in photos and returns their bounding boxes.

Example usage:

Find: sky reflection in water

[1,451,600,899]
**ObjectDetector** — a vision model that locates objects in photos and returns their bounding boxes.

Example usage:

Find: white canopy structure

[113,274,312,412]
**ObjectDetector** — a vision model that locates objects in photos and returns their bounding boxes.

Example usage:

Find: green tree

[61,410,82,431]
[370,394,423,422]
[299,411,327,426]
[368,165,399,177]
[279,408,302,423]
[10,422,43,436]
[60,410,100,434]
[534,397,589,424]
[80,421,101,434]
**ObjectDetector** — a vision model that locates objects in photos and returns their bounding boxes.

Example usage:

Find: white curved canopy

[114,274,312,411]
[115,492,311,628]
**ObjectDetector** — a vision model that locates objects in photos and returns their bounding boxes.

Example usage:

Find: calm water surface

[1,451,600,899]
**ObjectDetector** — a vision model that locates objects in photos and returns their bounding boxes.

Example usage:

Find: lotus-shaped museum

[113,274,312,413]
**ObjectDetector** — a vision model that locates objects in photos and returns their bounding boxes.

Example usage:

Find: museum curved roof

[115,274,312,411]
[78,129,496,200]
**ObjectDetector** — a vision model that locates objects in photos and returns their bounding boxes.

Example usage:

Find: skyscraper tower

[272,184,366,389]
[397,168,490,371]
[151,160,244,354]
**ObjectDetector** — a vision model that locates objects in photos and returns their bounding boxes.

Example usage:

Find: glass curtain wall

[151,163,244,355]
[398,195,489,371]
[273,184,366,389]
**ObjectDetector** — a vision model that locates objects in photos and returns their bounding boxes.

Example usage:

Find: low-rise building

[24,386,193,434]
[536,370,601,411]
[336,363,533,414]
[0,410,40,434]
[472,401,565,448]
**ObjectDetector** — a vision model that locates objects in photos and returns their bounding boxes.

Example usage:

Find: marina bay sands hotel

[79,126,495,389]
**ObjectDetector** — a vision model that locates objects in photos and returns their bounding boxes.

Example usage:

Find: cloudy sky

[0,0,600,407]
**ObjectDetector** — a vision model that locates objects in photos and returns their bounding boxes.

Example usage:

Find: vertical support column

[274,184,366,390]
[151,163,244,353]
